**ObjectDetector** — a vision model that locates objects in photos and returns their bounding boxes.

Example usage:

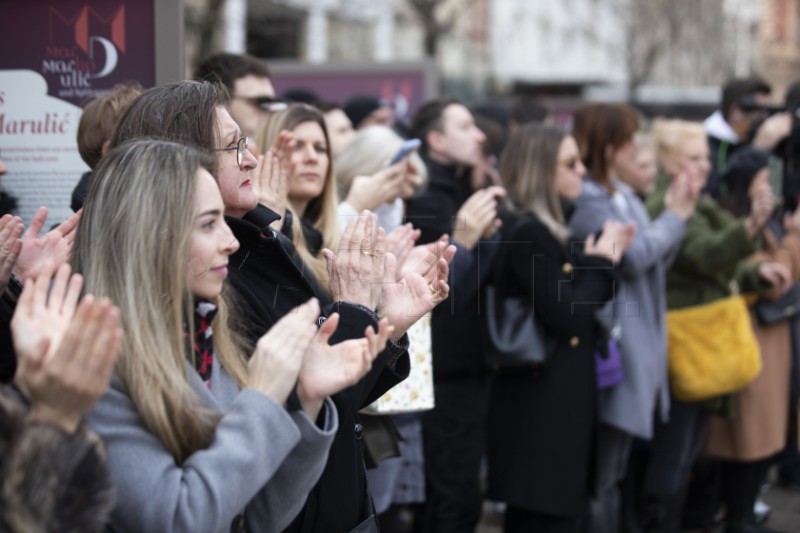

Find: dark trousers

[421,375,488,533]
[721,458,773,529]
[644,398,709,497]
[588,425,632,533]
[504,505,585,533]
[636,398,709,533]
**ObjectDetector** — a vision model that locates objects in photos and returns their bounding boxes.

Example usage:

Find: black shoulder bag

[484,218,554,375]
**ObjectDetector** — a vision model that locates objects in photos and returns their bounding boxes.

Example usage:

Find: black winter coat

[404,158,496,376]
[486,213,617,518]
[226,205,410,533]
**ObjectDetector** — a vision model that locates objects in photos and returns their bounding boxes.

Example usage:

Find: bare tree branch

[405,0,476,57]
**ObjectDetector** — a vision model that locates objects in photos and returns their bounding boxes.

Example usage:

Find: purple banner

[269,61,437,124]
[0,1,155,106]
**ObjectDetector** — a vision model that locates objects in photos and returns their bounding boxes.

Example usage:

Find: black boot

[640,489,687,533]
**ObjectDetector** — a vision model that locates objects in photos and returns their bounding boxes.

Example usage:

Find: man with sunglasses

[195,53,284,138]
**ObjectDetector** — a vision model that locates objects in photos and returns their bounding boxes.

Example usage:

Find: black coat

[486,213,617,518]
[225,205,410,533]
[404,158,495,377]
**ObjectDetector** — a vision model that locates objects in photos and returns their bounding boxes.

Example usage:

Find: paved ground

[475,483,800,532]
[386,479,800,532]
[760,483,800,533]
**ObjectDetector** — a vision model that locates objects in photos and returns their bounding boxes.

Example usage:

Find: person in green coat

[639,119,791,532]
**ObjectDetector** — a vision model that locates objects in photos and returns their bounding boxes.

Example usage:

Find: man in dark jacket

[405,98,505,532]
[704,77,791,198]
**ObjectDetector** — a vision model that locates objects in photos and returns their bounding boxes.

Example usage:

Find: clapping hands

[584,220,637,264]
[11,263,122,433]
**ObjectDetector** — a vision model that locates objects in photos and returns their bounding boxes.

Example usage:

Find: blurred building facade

[184,0,800,108]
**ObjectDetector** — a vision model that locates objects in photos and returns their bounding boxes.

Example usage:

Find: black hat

[719,147,770,196]
[282,87,320,105]
[343,95,386,128]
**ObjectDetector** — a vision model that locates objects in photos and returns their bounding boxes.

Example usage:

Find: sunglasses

[233,95,288,112]
[558,155,582,170]
[213,137,250,166]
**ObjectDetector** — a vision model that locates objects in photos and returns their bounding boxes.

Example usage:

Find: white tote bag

[361,314,435,414]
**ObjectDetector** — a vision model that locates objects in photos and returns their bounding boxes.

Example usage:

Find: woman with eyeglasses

[567,103,699,533]
[109,82,452,532]
[77,139,392,532]
[486,124,635,533]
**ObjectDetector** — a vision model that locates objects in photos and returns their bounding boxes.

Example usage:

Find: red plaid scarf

[185,300,218,388]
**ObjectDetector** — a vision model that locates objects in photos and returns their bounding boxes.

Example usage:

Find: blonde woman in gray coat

[77,140,391,533]
[569,104,699,533]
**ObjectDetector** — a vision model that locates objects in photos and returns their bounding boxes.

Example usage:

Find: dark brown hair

[194,53,271,94]
[410,97,461,155]
[571,102,639,188]
[109,81,229,175]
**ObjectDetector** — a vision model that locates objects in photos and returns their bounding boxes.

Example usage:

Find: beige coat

[705,229,800,461]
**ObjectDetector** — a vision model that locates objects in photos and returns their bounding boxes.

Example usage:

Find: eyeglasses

[232,95,288,112]
[559,156,582,170]
[214,137,250,166]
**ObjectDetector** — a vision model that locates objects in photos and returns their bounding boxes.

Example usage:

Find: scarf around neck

[184,300,218,387]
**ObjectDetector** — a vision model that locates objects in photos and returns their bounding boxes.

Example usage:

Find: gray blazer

[86,356,338,532]
[569,179,686,439]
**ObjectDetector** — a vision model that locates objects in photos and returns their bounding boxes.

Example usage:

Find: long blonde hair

[498,124,571,242]
[255,104,340,288]
[72,139,249,463]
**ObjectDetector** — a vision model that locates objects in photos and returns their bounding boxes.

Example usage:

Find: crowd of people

[0,52,799,533]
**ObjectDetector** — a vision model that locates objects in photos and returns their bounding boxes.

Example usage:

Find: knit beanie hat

[718,147,770,196]
[343,95,385,128]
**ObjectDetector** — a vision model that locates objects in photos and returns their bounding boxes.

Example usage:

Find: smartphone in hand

[387,138,422,166]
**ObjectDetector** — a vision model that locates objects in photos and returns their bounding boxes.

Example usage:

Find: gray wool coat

[86,357,338,533]
[569,179,686,440]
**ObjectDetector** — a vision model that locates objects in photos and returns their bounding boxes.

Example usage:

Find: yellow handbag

[666,294,761,402]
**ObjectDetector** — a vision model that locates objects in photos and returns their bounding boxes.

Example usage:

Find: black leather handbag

[754,284,800,324]
[484,284,552,375]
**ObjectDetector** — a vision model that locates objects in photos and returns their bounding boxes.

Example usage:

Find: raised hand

[384,224,421,281]
[378,244,453,342]
[664,167,700,221]
[399,234,449,281]
[746,177,776,236]
[344,162,407,213]
[296,314,393,419]
[247,298,320,406]
[322,211,385,309]
[452,186,506,250]
[752,112,792,151]
[584,220,637,264]
[13,207,81,281]
[758,261,793,297]
[0,214,24,292]
[12,263,121,433]
[253,131,294,224]
[11,262,83,369]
